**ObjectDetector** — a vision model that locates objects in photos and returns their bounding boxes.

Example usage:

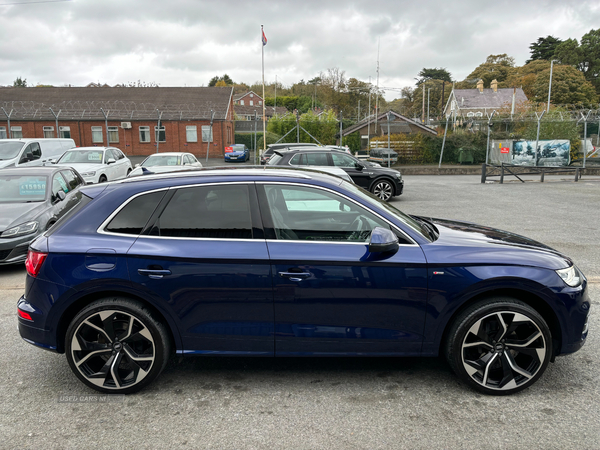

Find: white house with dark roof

[443,79,528,119]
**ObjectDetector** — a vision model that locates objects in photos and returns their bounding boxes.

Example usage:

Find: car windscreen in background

[0,141,25,160]
[0,175,48,203]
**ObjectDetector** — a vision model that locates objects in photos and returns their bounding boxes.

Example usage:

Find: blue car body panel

[18,169,589,362]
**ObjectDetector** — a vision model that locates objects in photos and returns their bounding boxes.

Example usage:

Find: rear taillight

[18,309,33,321]
[25,250,48,277]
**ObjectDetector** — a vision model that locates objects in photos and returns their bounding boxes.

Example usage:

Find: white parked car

[55,147,132,184]
[128,152,202,177]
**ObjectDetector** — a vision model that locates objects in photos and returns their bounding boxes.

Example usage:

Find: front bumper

[0,234,35,265]
[394,178,404,196]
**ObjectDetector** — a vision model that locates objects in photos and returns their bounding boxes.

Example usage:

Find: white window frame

[43,126,54,138]
[139,126,150,143]
[108,126,119,143]
[201,125,213,142]
[11,126,23,138]
[250,100,254,106]
[59,126,71,138]
[0,127,6,139]
[186,125,198,142]
[91,126,103,143]
[240,100,244,105]
[154,126,166,143]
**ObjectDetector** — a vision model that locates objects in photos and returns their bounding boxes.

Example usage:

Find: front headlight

[80,171,96,176]
[395,172,402,179]
[1,221,39,238]
[556,266,582,287]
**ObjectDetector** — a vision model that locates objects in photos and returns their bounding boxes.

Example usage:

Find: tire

[370,179,394,201]
[98,175,107,183]
[65,297,171,394]
[445,297,552,395]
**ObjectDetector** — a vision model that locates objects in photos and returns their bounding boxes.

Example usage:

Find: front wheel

[65,297,171,394]
[98,175,107,183]
[445,297,552,395]
[371,179,394,201]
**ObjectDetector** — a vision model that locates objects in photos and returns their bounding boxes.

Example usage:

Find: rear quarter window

[105,191,167,235]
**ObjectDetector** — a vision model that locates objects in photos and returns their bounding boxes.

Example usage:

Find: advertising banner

[490,140,570,166]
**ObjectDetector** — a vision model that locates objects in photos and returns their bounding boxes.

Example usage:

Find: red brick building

[0,86,235,157]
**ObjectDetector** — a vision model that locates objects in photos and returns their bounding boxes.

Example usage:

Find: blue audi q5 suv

[18,167,590,395]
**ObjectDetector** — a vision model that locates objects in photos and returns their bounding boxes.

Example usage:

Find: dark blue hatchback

[18,167,590,395]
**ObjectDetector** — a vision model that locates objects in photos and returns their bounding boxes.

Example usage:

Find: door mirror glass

[107,158,116,164]
[368,227,399,253]
[54,190,66,203]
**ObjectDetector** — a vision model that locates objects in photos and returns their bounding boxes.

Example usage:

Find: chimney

[477,79,484,93]
[491,79,498,93]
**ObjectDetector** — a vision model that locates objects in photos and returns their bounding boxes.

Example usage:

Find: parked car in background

[224,144,250,162]
[261,143,319,165]
[0,138,75,169]
[368,148,398,165]
[18,167,589,395]
[128,152,202,177]
[268,147,404,201]
[55,147,132,184]
[0,166,85,265]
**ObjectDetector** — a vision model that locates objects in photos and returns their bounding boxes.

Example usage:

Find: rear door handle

[278,271,311,282]
[138,269,172,279]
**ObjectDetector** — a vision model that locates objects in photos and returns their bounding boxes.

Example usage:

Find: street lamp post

[547,60,558,113]
[427,88,431,125]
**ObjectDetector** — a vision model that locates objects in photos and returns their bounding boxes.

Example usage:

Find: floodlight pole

[205,110,215,162]
[439,116,450,168]
[547,60,558,113]
[339,110,343,146]
[427,88,431,125]
[534,110,546,166]
[254,110,258,164]
[1,107,13,138]
[387,111,392,168]
[155,109,163,153]
[100,108,110,147]
[581,110,592,168]
[49,107,61,138]
[485,110,496,165]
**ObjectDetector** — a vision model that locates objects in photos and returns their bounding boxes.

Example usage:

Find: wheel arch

[438,287,562,360]
[368,176,396,195]
[55,289,180,354]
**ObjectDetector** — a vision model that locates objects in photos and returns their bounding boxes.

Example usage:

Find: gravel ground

[0,174,598,450]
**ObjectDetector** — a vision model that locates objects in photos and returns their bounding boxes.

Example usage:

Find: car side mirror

[368,227,399,254]
[20,151,34,164]
[355,162,365,170]
[53,190,66,203]
[107,158,116,164]
[135,163,140,168]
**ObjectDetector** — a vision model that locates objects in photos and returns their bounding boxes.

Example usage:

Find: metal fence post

[533,110,545,167]
[485,110,496,165]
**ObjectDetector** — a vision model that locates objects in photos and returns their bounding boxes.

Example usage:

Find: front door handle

[278,271,311,282]
[138,269,172,279]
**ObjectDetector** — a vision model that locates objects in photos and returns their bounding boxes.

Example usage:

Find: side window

[304,152,329,166]
[114,149,125,160]
[156,185,252,239]
[263,185,389,242]
[20,143,41,163]
[105,191,166,235]
[104,149,116,163]
[331,153,357,168]
[289,154,304,165]
[61,170,79,191]
[184,155,192,164]
[51,172,69,201]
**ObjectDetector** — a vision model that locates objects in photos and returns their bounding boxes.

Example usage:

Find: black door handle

[278,271,311,282]
[138,269,172,279]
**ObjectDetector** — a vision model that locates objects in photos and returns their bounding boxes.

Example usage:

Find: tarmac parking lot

[0,173,599,449]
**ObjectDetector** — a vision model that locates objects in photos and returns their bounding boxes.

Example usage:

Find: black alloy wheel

[65,297,171,394]
[445,297,552,395]
[371,179,394,201]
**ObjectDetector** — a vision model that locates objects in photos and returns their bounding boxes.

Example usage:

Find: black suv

[268,148,404,201]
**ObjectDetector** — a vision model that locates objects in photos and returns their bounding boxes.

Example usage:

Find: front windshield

[58,150,104,164]
[0,142,25,160]
[341,180,429,241]
[142,155,181,167]
[0,174,48,203]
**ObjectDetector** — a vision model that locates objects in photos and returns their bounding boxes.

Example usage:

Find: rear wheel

[445,297,552,395]
[65,297,171,394]
[371,179,394,201]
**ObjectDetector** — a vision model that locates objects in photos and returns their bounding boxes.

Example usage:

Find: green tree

[555,29,600,94]
[13,76,27,87]
[208,74,234,86]
[457,54,516,89]
[531,64,598,105]
[526,36,563,63]
[415,67,452,85]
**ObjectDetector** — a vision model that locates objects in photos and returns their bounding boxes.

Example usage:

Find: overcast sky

[1,0,599,100]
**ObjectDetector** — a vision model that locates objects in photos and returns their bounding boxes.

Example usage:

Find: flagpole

[261,25,266,158]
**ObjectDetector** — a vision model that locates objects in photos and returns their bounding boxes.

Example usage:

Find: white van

[0,138,76,169]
